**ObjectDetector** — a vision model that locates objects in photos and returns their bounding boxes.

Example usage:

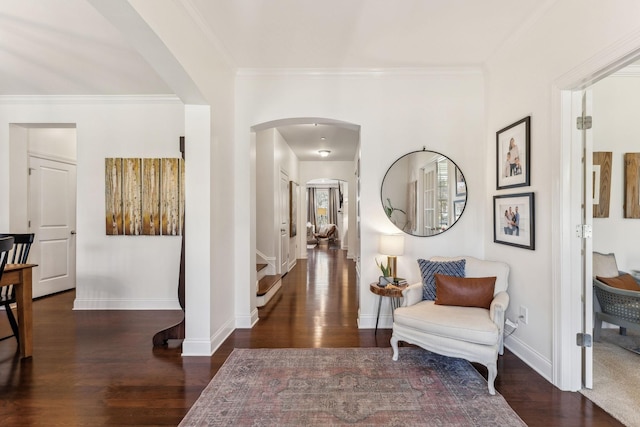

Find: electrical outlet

[519,305,529,325]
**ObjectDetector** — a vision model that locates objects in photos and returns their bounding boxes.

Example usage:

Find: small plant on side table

[376,258,393,286]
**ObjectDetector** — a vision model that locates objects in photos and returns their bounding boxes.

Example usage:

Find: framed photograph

[455,167,466,196]
[496,116,530,189]
[453,199,465,221]
[493,192,535,250]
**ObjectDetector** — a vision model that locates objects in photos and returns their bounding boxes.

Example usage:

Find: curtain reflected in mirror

[381,150,467,237]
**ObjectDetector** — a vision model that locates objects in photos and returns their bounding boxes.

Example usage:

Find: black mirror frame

[380,149,467,237]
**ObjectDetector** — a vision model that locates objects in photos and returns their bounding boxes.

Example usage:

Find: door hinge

[28,220,31,228]
[576,116,592,130]
[576,224,592,238]
[576,333,592,347]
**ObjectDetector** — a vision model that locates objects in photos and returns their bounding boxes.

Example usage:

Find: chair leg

[487,362,497,395]
[593,316,602,341]
[4,305,19,344]
[391,335,400,361]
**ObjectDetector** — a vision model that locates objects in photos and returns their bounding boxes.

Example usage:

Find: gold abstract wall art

[105,158,184,236]
[142,158,160,235]
[123,158,142,235]
[161,158,181,236]
[105,158,123,235]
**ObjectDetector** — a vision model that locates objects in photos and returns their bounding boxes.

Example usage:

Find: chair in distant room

[313,224,337,247]
[0,233,34,343]
[592,251,640,339]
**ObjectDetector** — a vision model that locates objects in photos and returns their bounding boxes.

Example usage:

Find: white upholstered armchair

[391,256,510,395]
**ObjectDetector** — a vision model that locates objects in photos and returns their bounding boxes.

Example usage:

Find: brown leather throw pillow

[434,274,497,309]
[597,274,640,291]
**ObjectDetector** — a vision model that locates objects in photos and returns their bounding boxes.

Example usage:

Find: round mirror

[381,150,467,237]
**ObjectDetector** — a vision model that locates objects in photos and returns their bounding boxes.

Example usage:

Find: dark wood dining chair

[0,233,34,343]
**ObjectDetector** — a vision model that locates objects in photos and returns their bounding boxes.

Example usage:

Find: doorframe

[278,168,290,275]
[552,34,640,391]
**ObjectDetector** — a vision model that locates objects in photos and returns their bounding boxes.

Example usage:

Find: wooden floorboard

[0,246,622,426]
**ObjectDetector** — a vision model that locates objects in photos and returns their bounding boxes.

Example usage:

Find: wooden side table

[370,282,407,334]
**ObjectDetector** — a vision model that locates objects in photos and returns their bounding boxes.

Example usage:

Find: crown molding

[0,94,182,104]
[236,67,483,77]
[555,28,640,89]
[611,63,640,77]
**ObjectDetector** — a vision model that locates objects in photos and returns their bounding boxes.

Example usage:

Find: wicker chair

[313,224,337,245]
[592,251,640,340]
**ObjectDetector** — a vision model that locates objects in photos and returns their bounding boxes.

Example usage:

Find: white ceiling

[0,0,549,160]
[0,0,171,95]
[276,123,359,161]
[189,0,546,69]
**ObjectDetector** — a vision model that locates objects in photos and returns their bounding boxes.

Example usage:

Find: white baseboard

[182,318,234,356]
[236,308,259,328]
[357,312,392,330]
[73,298,181,310]
[504,334,553,383]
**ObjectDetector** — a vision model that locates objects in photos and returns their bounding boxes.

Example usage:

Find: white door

[29,156,77,298]
[279,171,289,275]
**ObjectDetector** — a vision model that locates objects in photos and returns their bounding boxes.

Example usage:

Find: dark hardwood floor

[0,246,622,426]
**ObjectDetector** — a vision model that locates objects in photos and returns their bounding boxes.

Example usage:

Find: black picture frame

[493,192,535,250]
[453,199,465,221]
[496,116,530,189]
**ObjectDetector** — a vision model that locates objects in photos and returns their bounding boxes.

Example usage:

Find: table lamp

[379,234,404,278]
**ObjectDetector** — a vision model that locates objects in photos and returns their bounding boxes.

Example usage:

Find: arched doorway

[251,117,360,312]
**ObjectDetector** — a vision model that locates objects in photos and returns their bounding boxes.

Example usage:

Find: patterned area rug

[179,348,526,426]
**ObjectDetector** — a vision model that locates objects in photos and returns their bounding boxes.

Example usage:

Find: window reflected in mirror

[381,150,466,237]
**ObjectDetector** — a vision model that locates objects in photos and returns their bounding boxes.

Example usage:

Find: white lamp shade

[379,234,404,256]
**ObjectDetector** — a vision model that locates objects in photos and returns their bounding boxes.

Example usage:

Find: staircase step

[256,263,268,272]
[257,274,282,297]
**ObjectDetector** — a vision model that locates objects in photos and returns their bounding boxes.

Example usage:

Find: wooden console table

[1,264,36,358]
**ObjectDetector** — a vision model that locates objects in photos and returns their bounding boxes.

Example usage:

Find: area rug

[179,348,526,426]
[580,329,640,427]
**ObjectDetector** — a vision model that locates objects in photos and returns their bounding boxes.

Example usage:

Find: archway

[251,117,360,316]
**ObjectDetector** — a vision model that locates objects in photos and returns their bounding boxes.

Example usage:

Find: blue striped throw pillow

[417,259,466,301]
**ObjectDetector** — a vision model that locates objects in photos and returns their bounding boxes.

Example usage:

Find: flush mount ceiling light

[318,150,331,157]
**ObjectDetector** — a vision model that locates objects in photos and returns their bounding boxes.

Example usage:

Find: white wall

[255,129,276,265]
[28,127,77,160]
[0,97,185,309]
[236,70,485,329]
[592,74,640,271]
[484,0,640,386]
[255,127,300,273]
